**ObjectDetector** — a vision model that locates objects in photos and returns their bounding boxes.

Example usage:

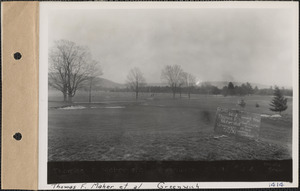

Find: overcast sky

[48,8,296,87]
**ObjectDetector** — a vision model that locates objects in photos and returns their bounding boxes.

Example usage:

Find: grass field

[48,90,293,161]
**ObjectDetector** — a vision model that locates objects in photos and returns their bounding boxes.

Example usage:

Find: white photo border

[39,1,299,189]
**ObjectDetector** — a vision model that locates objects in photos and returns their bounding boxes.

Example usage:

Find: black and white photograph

[39,2,298,189]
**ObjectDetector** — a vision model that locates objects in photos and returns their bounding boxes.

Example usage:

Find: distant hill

[49,76,289,91]
[147,82,168,86]
[207,81,293,89]
[203,81,271,89]
[91,79,273,89]
[90,77,125,89]
[144,81,271,89]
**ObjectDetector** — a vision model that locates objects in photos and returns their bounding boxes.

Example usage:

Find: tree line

[49,40,292,103]
[48,40,198,101]
[112,82,292,97]
[125,65,197,100]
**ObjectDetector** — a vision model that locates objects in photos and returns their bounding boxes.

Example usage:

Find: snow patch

[104,106,125,109]
[90,106,125,109]
[271,114,282,118]
[214,135,228,139]
[261,114,270,117]
[59,105,86,110]
[260,114,282,118]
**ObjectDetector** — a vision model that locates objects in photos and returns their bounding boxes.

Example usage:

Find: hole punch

[13,132,22,141]
[13,52,22,60]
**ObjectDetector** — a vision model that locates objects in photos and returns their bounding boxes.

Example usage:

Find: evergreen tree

[269,86,288,114]
[254,86,259,94]
[245,82,254,95]
[228,82,235,95]
[239,83,248,96]
[222,86,228,96]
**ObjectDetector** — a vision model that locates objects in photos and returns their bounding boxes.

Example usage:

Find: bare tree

[178,73,186,98]
[49,40,101,102]
[182,72,196,99]
[161,65,184,99]
[126,67,146,100]
[87,60,103,103]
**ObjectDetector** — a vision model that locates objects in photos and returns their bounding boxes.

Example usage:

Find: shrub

[238,99,246,108]
[201,110,211,123]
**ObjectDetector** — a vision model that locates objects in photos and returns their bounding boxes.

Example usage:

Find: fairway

[48,91,292,161]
